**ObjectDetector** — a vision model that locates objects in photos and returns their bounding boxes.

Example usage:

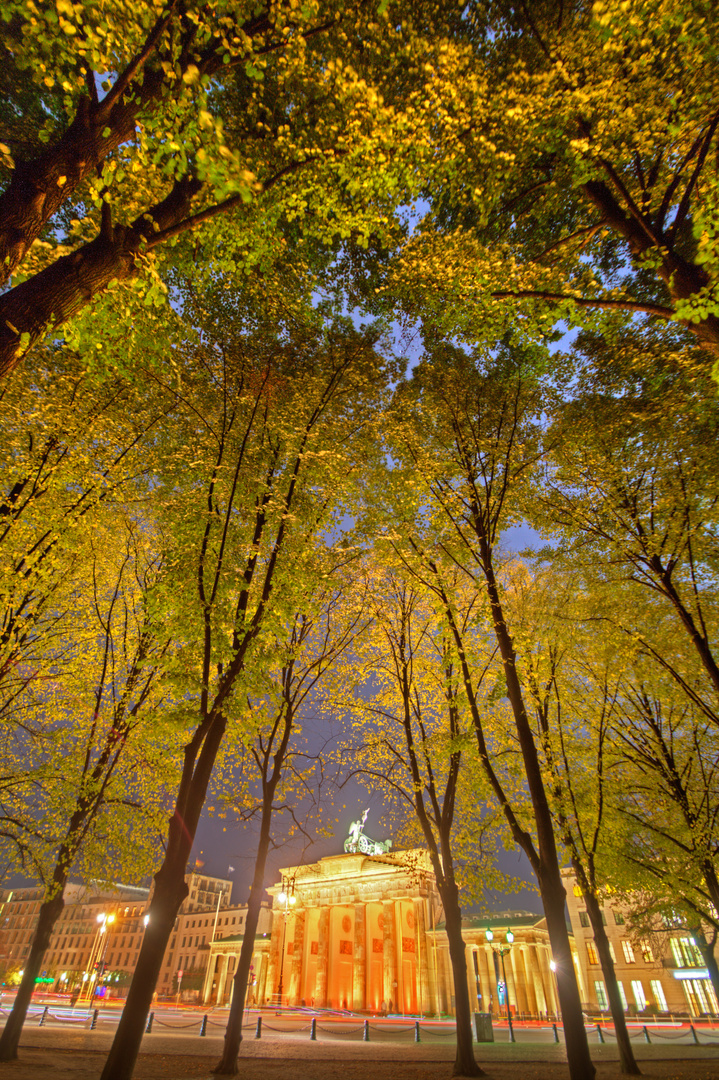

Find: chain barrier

[316,1024,365,1035]
[48,1012,88,1024]
[153,1018,202,1029]
[696,1028,719,1041]
[263,1022,310,1033]
[650,1028,690,1040]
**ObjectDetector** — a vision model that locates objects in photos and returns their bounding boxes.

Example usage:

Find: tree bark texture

[583,888,641,1075]
[0,7,271,288]
[442,884,483,1078]
[99,711,227,1080]
[582,179,719,354]
[213,795,275,1075]
[480,559,596,1080]
[0,177,202,380]
[0,892,65,1060]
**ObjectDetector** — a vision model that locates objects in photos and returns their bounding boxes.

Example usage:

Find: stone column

[266,909,283,1005]
[414,898,430,1015]
[288,909,306,1005]
[442,947,455,1015]
[353,904,366,1011]
[426,900,440,1015]
[382,900,397,1009]
[507,948,523,1014]
[315,907,330,1008]
[520,946,538,1014]
[257,952,268,1005]
[538,945,558,1017]
[215,954,229,1005]
[464,946,475,1010]
[201,953,217,1004]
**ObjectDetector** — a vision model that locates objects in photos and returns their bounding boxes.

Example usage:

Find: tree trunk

[583,889,641,1074]
[100,712,227,1080]
[0,891,65,1060]
[0,176,202,381]
[442,884,483,1077]
[213,798,274,1075]
[481,561,596,1080]
[99,848,190,1080]
[581,179,719,354]
[650,559,719,705]
[536,870,595,1080]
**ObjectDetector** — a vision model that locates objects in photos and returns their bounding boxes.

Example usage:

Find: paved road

[4,1001,719,1053]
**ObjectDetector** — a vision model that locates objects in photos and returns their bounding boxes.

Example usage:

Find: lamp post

[276,878,296,1008]
[89,912,115,1005]
[486,927,515,1043]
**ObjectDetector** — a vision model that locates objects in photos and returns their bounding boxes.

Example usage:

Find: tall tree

[378,342,596,1080]
[338,565,487,1077]
[609,666,719,1001]
[214,572,368,1075]
[99,312,388,1080]
[511,572,641,1074]
[0,525,177,1061]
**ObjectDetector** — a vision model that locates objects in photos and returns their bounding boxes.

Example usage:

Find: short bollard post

[91,1009,99,1031]
[363,1019,370,1042]
[39,1006,49,1027]
[310,1017,317,1041]
[690,1024,699,1044]
[552,1023,559,1043]
[145,1012,154,1034]
[255,1015,262,1039]
[200,1014,208,1037]
[596,1024,604,1044]
[643,1025,651,1044]
[414,1020,421,1043]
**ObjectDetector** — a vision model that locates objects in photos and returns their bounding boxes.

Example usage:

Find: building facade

[219,844,564,1018]
[563,869,719,1017]
[0,871,233,998]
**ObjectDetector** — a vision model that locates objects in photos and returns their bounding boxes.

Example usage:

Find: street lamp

[90,912,115,1004]
[276,879,297,1008]
[486,927,515,1043]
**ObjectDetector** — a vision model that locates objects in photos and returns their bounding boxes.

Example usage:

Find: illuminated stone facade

[253,849,562,1018]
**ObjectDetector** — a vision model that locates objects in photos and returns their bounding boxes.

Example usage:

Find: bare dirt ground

[3,1047,719,1080]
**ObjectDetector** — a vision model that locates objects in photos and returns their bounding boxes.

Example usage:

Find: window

[650,980,668,1011]
[670,936,703,967]
[579,912,590,928]
[587,942,599,965]
[594,981,608,1009]
[631,981,646,1010]
[608,941,616,963]
[573,885,583,898]
[617,982,628,1010]
[621,940,636,963]
[640,940,654,963]
[613,911,625,925]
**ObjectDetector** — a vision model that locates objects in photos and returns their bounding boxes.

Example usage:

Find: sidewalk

[6,1026,719,1080]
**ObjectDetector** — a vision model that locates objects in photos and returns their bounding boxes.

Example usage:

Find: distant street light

[276,878,297,1007]
[486,927,515,1043]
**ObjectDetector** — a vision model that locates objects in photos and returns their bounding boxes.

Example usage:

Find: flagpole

[211,889,222,942]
